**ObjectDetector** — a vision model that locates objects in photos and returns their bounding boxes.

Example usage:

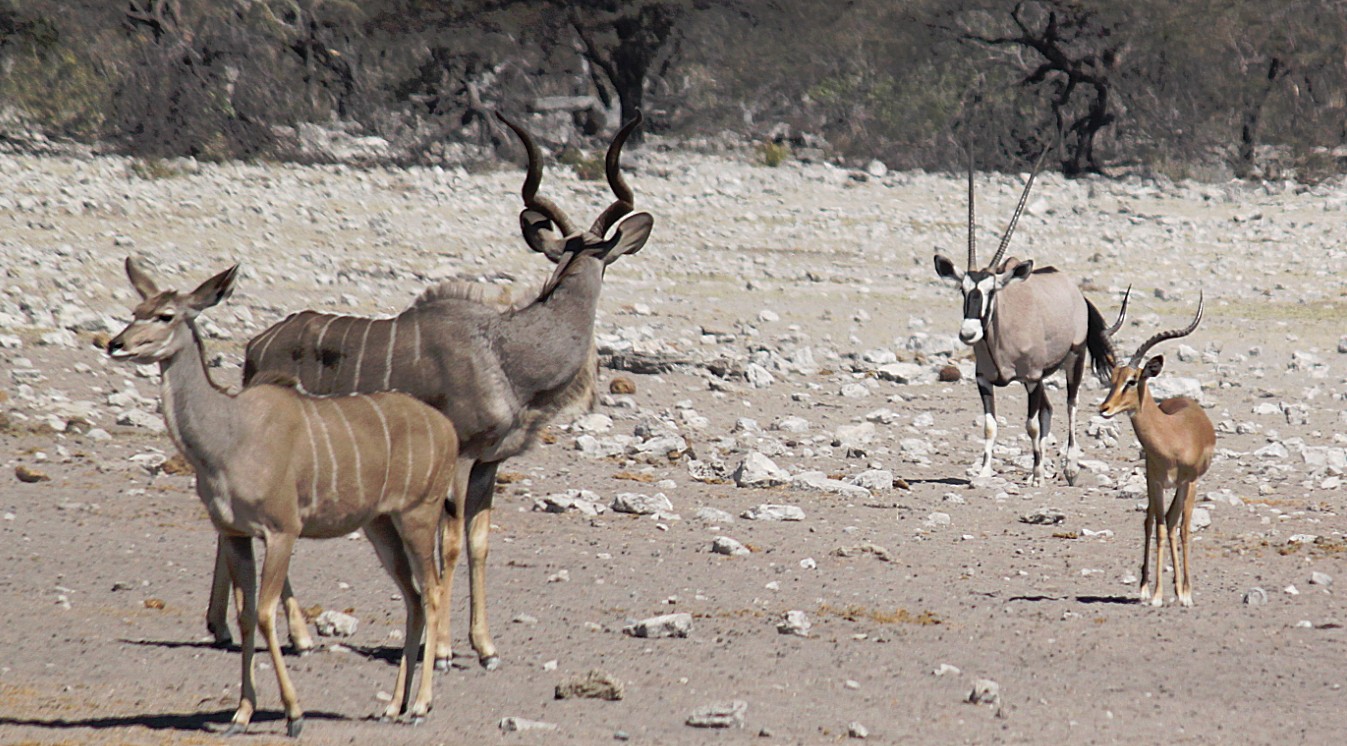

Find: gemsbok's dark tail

[1084,298,1115,385]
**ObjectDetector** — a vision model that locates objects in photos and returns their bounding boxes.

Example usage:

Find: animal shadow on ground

[0,708,345,734]
[121,636,412,666]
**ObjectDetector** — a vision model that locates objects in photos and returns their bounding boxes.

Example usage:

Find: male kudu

[107,258,457,736]
[206,112,654,671]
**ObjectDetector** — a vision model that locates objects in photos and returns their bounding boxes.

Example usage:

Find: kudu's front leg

[464,460,500,670]
[208,537,313,653]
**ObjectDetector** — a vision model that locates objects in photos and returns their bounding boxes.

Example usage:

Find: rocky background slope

[1,148,1346,744]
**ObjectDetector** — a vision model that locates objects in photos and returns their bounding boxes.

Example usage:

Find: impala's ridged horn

[1105,285,1131,338]
[966,144,977,271]
[1127,291,1204,369]
[588,110,642,237]
[495,111,577,236]
[989,141,1053,270]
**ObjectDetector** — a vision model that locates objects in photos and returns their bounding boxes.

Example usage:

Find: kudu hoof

[221,721,248,737]
[480,654,500,671]
[434,657,452,673]
[286,717,304,738]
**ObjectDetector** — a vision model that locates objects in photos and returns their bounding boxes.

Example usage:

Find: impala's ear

[520,208,566,262]
[600,211,653,265]
[933,254,963,284]
[1142,355,1165,379]
[997,258,1034,286]
[125,256,160,299]
[186,265,239,313]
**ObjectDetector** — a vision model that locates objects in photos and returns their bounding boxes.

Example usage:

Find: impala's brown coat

[1100,296,1215,607]
[108,259,457,736]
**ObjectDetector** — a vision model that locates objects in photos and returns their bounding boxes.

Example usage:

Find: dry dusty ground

[1,146,1346,745]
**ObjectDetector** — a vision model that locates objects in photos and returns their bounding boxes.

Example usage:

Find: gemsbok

[206,111,655,671]
[107,258,457,736]
[1100,293,1215,607]
[933,147,1116,485]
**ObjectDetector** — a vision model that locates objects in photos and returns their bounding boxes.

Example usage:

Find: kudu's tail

[1083,298,1115,386]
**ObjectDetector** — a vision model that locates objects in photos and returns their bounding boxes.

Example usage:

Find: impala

[1100,293,1215,607]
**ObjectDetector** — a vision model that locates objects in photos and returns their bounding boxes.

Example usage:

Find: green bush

[757,140,790,167]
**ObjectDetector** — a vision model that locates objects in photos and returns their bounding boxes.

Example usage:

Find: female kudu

[107,258,456,736]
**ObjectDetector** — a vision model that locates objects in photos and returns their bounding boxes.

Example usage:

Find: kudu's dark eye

[156,312,175,323]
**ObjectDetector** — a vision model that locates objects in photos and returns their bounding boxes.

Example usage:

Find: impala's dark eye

[1123,379,1136,390]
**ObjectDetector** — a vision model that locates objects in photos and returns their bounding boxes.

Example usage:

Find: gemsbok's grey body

[107,258,457,737]
[934,147,1117,485]
[206,111,655,670]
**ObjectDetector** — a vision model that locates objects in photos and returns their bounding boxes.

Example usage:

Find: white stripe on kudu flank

[311,316,338,390]
[249,325,281,373]
[330,399,366,506]
[384,317,398,390]
[332,318,357,389]
[400,404,415,499]
[411,314,422,364]
[416,405,438,492]
[297,398,323,509]
[362,395,393,504]
[353,318,374,390]
[306,398,341,501]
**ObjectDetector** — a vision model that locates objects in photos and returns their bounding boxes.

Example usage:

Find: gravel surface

[2,148,1346,744]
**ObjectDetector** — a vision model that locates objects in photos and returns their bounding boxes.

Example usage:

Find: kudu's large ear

[125,256,160,299]
[1142,355,1165,379]
[520,208,567,262]
[600,211,653,265]
[996,258,1034,287]
[186,265,239,313]
[933,254,963,284]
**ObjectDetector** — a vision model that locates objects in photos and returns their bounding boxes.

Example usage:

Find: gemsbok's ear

[187,265,239,313]
[601,211,653,265]
[933,254,963,284]
[998,258,1035,286]
[125,256,160,299]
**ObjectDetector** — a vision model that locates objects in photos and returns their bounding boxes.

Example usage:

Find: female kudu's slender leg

[221,535,258,735]
[256,532,304,736]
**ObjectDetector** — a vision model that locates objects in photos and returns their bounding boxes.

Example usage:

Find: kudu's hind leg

[974,376,997,478]
[366,517,433,721]
[464,460,500,670]
[207,537,312,653]
[433,460,471,672]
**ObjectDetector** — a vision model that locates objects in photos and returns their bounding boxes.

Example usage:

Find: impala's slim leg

[257,532,304,737]
[975,375,997,478]
[465,460,500,670]
[220,535,257,736]
[434,458,471,672]
[1145,471,1167,606]
[1169,481,1197,607]
[207,538,233,647]
[365,517,421,721]
[1025,381,1046,486]
[1062,353,1086,486]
